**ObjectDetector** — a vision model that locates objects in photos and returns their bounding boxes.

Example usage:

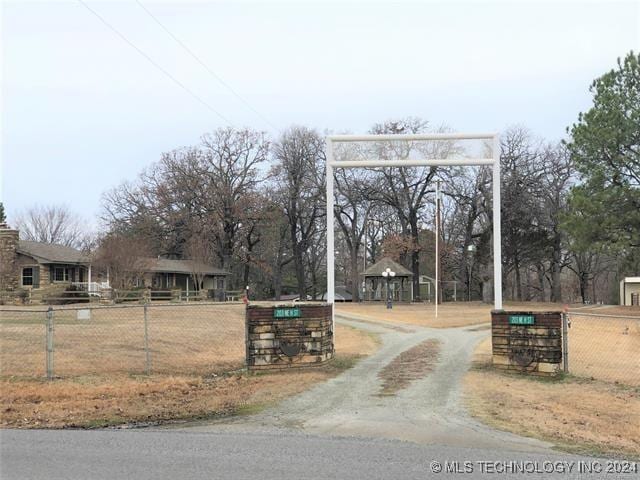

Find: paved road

[0,315,628,479]
[1,429,616,480]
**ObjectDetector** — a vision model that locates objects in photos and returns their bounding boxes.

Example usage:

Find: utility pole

[435,179,441,318]
[363,223,367,272]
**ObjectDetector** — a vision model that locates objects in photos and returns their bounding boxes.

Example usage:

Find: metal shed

[620,277,640,306]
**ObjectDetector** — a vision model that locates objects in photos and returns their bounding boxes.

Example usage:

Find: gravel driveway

[183,314,552,454]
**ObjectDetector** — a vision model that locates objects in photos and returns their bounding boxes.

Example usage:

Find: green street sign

[273,307,301,319]
[509,314,535,325]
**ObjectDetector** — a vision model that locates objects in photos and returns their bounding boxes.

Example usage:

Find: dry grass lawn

[1,303,247,378]
[0,323,379,429]
[464,337,640,459]
[575,305,640,317]
[565,313,639,386]
[336,301,565,328]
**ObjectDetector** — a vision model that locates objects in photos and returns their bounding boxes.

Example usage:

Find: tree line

[7,51,639,303]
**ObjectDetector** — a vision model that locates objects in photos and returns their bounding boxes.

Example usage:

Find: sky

[1,0,639,229]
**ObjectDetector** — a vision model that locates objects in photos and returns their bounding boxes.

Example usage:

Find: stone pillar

[491,310,563,376]
[0,224,19,291]
[246,303,334,370]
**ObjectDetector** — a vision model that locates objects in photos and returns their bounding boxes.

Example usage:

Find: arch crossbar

[325,132,502,327]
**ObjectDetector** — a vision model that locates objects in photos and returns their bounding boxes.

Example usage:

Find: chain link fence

[0,303,246,379]
[566,310,640,386]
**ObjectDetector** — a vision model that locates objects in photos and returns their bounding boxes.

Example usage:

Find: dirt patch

[377,339,441,395]
[336,301,565,329]
[0,324,378,429]
[466,324,491,332]
[463,337,640,459]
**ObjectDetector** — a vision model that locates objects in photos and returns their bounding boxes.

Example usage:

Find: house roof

[363,257,413,277]
[140,258,230,276]
[17,240,89,264]
[319,285,353,301]
[278,294,301,301]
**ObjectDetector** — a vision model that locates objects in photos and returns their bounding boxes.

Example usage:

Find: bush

[112,287,145,304]
[16,289,30,305]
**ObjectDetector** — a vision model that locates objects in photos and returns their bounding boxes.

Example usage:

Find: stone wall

[245,303,334,370]
[0,226,19,292]
[492,310,563,376]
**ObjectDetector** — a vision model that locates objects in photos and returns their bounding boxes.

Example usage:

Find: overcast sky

[1,0,638,228]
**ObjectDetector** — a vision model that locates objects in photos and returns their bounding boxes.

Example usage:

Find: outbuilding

[620,277,640,306]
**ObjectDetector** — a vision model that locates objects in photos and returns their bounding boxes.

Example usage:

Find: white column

[326,138,335,331]
[492,134,503,310]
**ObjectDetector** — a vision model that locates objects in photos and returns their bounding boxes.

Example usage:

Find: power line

[78,0,232,124]
[134,0,279,133]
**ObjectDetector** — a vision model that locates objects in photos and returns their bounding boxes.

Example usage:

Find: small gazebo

[362,257,413,302]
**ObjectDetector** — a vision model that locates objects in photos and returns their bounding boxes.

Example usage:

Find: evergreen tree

[564,51,640,251]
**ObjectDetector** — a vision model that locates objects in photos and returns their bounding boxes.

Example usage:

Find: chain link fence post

[144,302,151,375]
[562,311,569,374]
[46,307,54,380]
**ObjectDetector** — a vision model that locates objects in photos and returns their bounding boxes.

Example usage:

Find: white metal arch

[325,132,502,326]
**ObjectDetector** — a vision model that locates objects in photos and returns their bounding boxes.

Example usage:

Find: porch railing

[71,282,111,295]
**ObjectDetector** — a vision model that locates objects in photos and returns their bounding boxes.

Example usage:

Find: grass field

[2,300,637,436]
[465,336,640,459]
[0,323,379,428]
[566,311,639,385]
[465,305,640,459]
[1,303,247,378]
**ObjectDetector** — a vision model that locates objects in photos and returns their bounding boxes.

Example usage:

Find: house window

[216,277,225,290]
[54,267,70,282]
[22,268,33,286]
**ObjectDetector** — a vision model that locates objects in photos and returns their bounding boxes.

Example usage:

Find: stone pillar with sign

[245,303,334,370]
[491,310,563,376]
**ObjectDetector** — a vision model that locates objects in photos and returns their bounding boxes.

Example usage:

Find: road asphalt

[1,315,633,479]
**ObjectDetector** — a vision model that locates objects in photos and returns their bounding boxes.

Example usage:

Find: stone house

[0,224,231,298]
[0,223,91,293]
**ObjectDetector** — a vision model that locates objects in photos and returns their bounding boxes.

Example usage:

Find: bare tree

[368,118,457,300]
[199,128,270,274]
[334,168,377,301]
[94,233,152,289]
[272,126,326,299]
[102,127,269,285]
[251,196,294,300]
[537,143,574,302]
[15,205,87,248]
[184,230,214,291]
